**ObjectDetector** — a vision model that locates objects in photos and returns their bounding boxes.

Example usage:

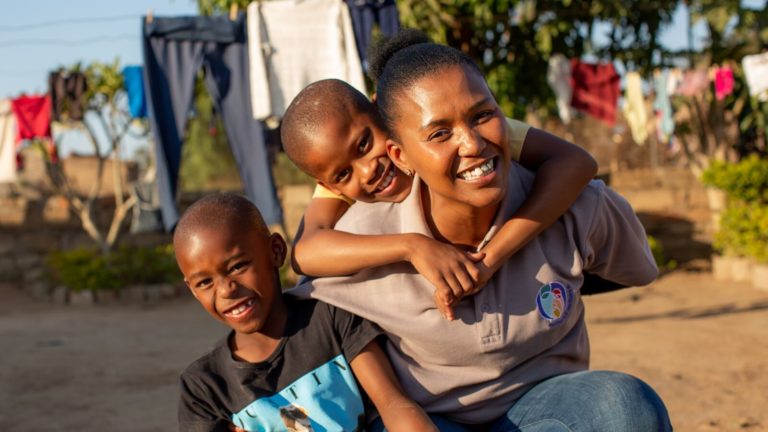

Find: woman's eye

[336,168,351,183]
[428,129,451,142]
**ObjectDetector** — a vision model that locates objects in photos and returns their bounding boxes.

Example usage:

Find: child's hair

[368,29,482,141]
[281,79,375,174]
[173,193,269,249]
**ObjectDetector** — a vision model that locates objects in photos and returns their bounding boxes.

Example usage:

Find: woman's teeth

[458,158,495,180]
[376,166,395,192]
[225,298,255,317]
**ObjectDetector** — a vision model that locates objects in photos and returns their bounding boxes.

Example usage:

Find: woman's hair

[368,29,482,140]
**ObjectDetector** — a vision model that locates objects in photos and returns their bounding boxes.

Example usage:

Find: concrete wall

[1,167,712,299]
[609,167,713,265]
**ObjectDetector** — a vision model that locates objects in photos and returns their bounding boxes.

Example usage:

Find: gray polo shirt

[289,163,658,424]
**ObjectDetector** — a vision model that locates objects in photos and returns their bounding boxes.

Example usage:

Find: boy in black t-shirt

[173,193,437,432]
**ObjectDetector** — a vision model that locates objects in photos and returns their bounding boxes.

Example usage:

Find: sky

[0,0,764,157]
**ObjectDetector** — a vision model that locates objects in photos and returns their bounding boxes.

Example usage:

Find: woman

[291,30,671,431]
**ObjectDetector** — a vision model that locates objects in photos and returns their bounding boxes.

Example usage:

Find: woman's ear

[386,139,412,174]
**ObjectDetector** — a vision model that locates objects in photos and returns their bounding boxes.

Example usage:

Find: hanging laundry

[666,68,683,96]
[569,60,620,126]
[622,72,648,146]
[48,70,88,122]
[345,0,400,71]
[713,65,735,101]
[0,100,17,183]
[676,69,708,97]
[546,54,572,124]
[122,66,148,118]
[247,0,366,120]
[144,13,283,231]
[653,69,675,144]
[742,52,768,102]
[11,95,52,143]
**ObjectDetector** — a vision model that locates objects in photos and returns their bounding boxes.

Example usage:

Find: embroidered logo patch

[536,281,573,326]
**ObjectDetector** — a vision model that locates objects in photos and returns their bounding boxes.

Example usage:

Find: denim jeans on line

[369,370,672,432]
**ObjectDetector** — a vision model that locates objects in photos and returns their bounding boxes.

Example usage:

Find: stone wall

[2,168,712,301]
[608,167,713,265]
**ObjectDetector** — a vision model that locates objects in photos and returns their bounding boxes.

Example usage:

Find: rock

[51,285,69,305]
[69,290,95,306]
[25,281,51,300]
[95,289,120,304]
[120,285,145,302]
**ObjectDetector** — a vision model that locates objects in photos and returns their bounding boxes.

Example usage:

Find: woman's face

[387,64,509,210]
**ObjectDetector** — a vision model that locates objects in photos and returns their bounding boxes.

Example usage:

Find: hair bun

[367,29,432,83]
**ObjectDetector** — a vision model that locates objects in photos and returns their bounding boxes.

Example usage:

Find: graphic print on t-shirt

[231,354,365,431]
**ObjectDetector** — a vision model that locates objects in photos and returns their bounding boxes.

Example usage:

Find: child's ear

[386,139,411,174]
[269,233,287,267]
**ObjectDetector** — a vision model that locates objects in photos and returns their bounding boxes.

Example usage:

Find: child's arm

[350,340,438,432]
[293,195,480,320]
[473,128,598,289]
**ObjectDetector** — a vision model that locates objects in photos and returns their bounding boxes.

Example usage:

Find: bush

[48,245,180,292]
[714,201,768,263]
[648,235,677,272]
[701,155,768,204]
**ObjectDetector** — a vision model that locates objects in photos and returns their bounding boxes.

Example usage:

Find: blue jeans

[370,371,672,431]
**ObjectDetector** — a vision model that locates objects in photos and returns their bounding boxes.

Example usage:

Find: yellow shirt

[313,117,531,203]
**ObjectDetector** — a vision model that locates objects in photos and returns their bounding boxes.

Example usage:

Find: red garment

[569,60,620,126]
[11,95,52,143]
[714,66,735,101]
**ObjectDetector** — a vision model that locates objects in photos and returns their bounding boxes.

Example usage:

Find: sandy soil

[0,270,766,431]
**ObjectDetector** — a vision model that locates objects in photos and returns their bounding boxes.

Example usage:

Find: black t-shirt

[179,296,382,432]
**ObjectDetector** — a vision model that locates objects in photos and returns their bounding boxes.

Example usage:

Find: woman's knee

[582,370,672,431]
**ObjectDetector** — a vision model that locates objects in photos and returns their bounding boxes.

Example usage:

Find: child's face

[386,64,509,211]
[176,225,287,335]
[304,108,412,203]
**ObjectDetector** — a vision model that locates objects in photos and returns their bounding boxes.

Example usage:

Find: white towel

[247,0,366,120]
[742,52,768,102]
[546,54,573,124]
[0,99,18,183]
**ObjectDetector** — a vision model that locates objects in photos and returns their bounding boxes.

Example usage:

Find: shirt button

[481,303,489,312]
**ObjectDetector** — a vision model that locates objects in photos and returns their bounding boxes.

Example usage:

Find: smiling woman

[290,30,671,431]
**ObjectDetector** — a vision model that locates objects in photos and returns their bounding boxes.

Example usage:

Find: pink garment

[676,70,709,97]
[714,66,735,101]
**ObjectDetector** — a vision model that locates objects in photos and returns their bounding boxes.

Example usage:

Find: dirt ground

[1,269,766,432]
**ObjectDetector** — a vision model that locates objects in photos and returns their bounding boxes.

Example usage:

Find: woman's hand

[407,235,484,320]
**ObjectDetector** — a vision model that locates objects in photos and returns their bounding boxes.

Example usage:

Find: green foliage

[714,200,768,262]
[196,0,250,16]
[272,153,315,188]
[180,75,242,191]
[48,245,180,292]
[647,235,677,272]
[397,0,676,118]
[83,59,125,110]
[701,155,768,204]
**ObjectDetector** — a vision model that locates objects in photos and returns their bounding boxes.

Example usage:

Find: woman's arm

[476,128,598,285]
[350,341,438,432]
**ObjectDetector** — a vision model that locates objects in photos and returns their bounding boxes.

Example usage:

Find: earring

[404,169,414,177]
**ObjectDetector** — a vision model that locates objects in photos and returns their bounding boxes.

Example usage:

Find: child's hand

[408,235,484,320]
[228,423,246,432]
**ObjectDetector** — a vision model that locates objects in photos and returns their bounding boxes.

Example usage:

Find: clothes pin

[230,4,239,20]
[146,8,153,24]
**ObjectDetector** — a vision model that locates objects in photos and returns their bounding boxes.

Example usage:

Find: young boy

[280,79,598,320]
[173,193,437,432]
